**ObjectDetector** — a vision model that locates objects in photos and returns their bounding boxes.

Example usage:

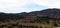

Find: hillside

[0,8,60,21]
[29,8,60,18]
[0,8,60,27]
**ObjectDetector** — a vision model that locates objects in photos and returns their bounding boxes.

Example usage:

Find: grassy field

[18,22,54,28]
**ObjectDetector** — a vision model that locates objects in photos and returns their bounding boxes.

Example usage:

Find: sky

[0,0,60,13]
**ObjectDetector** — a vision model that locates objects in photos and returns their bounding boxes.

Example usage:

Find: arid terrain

[0,8,60,28]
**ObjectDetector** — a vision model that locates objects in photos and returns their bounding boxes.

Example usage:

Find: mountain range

[17,8,60,18]
[0,8,60,19]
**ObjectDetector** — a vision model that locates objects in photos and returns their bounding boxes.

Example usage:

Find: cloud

[1,8,41,13]
[22,4,47,8]
[11,3,47,13]
[0,0,29,9]
[3,4,47,13]
[34,0,60,8]
[0,0,48,13]
[0,0,60,9]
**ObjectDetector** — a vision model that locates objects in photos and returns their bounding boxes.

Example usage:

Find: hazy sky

[0,0,60,13]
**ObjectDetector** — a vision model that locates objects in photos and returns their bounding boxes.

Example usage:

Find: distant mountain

[29,8,60,18]
[0,8,60,19]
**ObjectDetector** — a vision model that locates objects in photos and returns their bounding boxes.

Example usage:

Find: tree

[35,16,50,23]
[54,23,58,27]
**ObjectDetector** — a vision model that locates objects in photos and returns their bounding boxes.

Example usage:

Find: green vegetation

[35,16,50,23]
